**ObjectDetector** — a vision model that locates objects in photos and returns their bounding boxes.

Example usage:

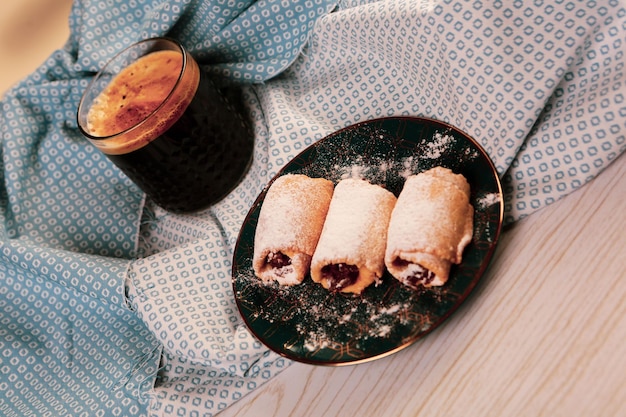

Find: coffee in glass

[77,37,253,213]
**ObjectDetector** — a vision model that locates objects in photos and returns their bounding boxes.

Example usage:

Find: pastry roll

[385,167,474,288]
[253,174,334,286]
[310,178,397,294]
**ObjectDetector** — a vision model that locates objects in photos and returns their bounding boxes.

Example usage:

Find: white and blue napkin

[1,1,624,416]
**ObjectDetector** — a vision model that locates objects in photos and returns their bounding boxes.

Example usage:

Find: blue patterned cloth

[1,0,624,416]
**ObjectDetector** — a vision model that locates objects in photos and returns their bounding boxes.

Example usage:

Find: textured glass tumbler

[77,37,253,213]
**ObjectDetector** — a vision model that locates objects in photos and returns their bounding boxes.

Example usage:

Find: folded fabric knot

[71,0,337,82]
[0,1,335,416]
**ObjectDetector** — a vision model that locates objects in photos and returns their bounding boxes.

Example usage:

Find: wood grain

[221,156,626,417]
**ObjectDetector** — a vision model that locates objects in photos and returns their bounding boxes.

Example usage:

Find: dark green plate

[232,116,503,365]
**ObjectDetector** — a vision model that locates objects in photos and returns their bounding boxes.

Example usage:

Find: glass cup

[77,37,253,213]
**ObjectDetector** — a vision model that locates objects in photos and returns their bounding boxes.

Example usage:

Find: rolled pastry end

[253,174,335,286]
[310,178,396,295]
[311,261,382,295]
[254,250,311,286]
[386,251,450,289]
[384,167,474,289]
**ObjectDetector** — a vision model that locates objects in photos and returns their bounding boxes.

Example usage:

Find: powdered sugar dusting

[233,118,502,363]
[234,264,439,354]
[423,132,454,158]
[476,192,502,209]
[398,156,415,179]
[332,154,394,184]
[473,192,503,244]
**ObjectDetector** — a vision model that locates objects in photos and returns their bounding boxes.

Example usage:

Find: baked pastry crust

[385,167,474,288]
[253,174,334,285]
[310,178,397,294]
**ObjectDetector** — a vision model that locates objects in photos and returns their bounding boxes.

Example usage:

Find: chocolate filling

[321,263,359,292]
[266,251,292,269]
[393,258,436,288]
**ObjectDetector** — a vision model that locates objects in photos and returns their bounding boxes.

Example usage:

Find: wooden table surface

[2,2,624,416]
[221,154,626,417]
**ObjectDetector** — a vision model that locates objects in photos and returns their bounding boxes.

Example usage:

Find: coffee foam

[86,49,200,155]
